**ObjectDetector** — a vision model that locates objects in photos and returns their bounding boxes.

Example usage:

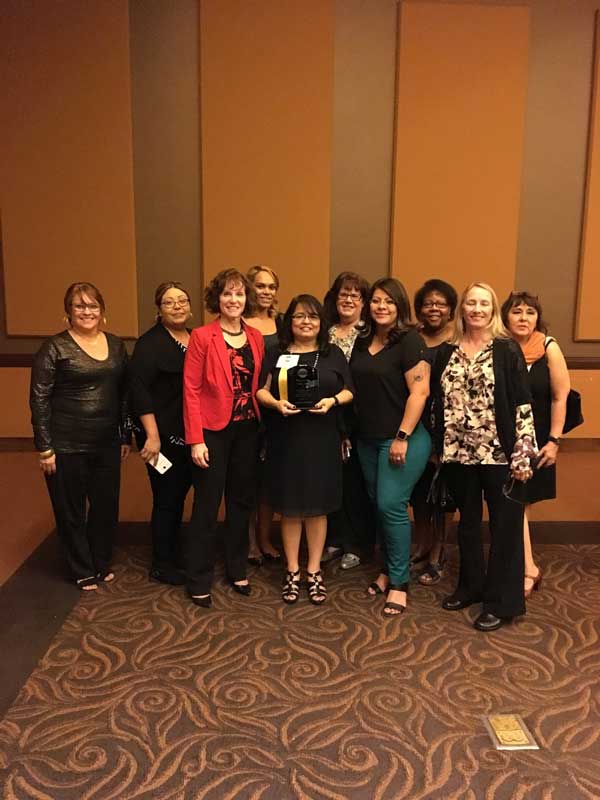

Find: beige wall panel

[391,2,529,306]
[0,0,137,337]
[515,0,600,356]
[0,368,32,438]
[575,13,600,341]
[200,0,335,309]
[129,0,202,333]
[330,0,397,287]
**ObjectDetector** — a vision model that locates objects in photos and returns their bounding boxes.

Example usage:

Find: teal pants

[357,424,431,585]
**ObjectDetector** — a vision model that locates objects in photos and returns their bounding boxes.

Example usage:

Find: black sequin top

[30,330,130,453]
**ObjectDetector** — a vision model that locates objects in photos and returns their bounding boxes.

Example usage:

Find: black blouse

[350,328,427,439]
[129,323,189,451]
[30,331,129,454]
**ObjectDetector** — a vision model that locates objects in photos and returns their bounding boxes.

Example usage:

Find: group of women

[30,268,570,631]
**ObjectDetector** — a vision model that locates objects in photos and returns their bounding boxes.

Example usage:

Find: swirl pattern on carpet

[1,543,599,799]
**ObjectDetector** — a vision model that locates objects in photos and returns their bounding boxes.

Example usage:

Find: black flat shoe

[229,580,252,597]
[149,568,186,586]
[473,612,512,632]
[442,594,480,611]
[190,593,212,608]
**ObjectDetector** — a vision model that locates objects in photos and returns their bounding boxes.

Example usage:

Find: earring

[63,315,71,327]
[103,317,107,325]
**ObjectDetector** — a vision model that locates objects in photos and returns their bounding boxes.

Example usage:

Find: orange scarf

[518,330,545,365]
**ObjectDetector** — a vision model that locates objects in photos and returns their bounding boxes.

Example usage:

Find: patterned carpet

[1,543,599,799]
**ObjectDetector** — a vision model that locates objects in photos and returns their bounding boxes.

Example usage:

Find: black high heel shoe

[190,593,212,608]
[383,583,408,617]
[229,580,252,597]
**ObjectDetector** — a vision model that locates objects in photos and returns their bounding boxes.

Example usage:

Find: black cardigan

[430,337,532,460]
[129,323,189,451]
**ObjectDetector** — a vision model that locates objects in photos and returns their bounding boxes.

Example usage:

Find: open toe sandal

[307,570,327,605]
[282,569,301,604]
[76,576,98,591]
[418,561,444,586]
[383,583,408,617]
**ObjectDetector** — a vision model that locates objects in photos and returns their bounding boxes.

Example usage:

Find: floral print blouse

[441,341,536,465]
[328,325,361,362]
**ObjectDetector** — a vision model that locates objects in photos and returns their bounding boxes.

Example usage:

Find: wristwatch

[395,430,409,441]
[547,435,561,445]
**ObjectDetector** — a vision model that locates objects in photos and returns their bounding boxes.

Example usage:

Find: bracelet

[548,435,561,445]
[38,449,55,460]
[332,395,340,406]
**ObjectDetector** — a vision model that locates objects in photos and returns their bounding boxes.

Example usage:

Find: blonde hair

[452,282,508,343]
[246,265,280,318]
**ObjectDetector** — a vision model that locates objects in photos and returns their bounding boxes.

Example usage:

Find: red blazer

[183,319,265,444]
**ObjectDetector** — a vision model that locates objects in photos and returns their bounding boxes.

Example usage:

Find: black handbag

[426,463,456,513]
[563,389,583,434]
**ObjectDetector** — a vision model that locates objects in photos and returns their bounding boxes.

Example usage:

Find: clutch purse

[563,389,583,433]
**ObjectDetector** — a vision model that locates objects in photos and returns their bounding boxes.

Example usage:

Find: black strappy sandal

[307,570,327,605]
[282,569,300,604]
[383,583,408,617]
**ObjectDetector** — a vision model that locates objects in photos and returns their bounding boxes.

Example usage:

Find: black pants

[186,420,258,595]
[444,463,525,618]
[45,446,121,581]
[327,441,374,556]
[146,453,192,571]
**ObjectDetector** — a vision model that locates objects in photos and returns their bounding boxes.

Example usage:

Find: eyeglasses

[422,300,449,310]
[338,291,362,301]
[161,297,190,309]
[292,312,320,321]
[72,303,101,313]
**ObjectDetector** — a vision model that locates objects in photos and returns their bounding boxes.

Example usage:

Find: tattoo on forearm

[413,373,424,382]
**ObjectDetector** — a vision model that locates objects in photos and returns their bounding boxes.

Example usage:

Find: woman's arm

[538,340,570,468]
[389,359,430,465]
[130,337,161,464]
[30,340,58,475]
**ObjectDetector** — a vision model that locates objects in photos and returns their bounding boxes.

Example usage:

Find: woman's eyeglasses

[292,312,320,321]
[161,298,190,309]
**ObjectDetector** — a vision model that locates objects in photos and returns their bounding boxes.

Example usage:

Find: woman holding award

[257,295,353,605]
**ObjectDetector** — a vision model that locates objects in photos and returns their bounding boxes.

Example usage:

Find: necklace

[220,326,244,336]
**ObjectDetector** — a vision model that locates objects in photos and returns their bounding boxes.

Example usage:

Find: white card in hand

[150,452,173,474]
[276,353,299,369]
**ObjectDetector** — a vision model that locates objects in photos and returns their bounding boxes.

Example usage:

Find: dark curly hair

[501,291,548,334]
[414,279,458,320]
[204,268,255,316]
[323,271,370,327]
[278,294,330,354]
[367,278,414,346]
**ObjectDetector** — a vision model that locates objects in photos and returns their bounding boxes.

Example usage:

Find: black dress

[260,345,353,517]
[523,345,556,503]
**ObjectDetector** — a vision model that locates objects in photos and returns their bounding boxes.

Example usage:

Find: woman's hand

[39,454,56,476]
[276,400,301,417]
[191,443,210,468]
[309,397,336,415]
[341,438,352,462]
[121,444,131,461]
[389,439,408,466]
[140,435,161,465]
[536,441,559,468]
